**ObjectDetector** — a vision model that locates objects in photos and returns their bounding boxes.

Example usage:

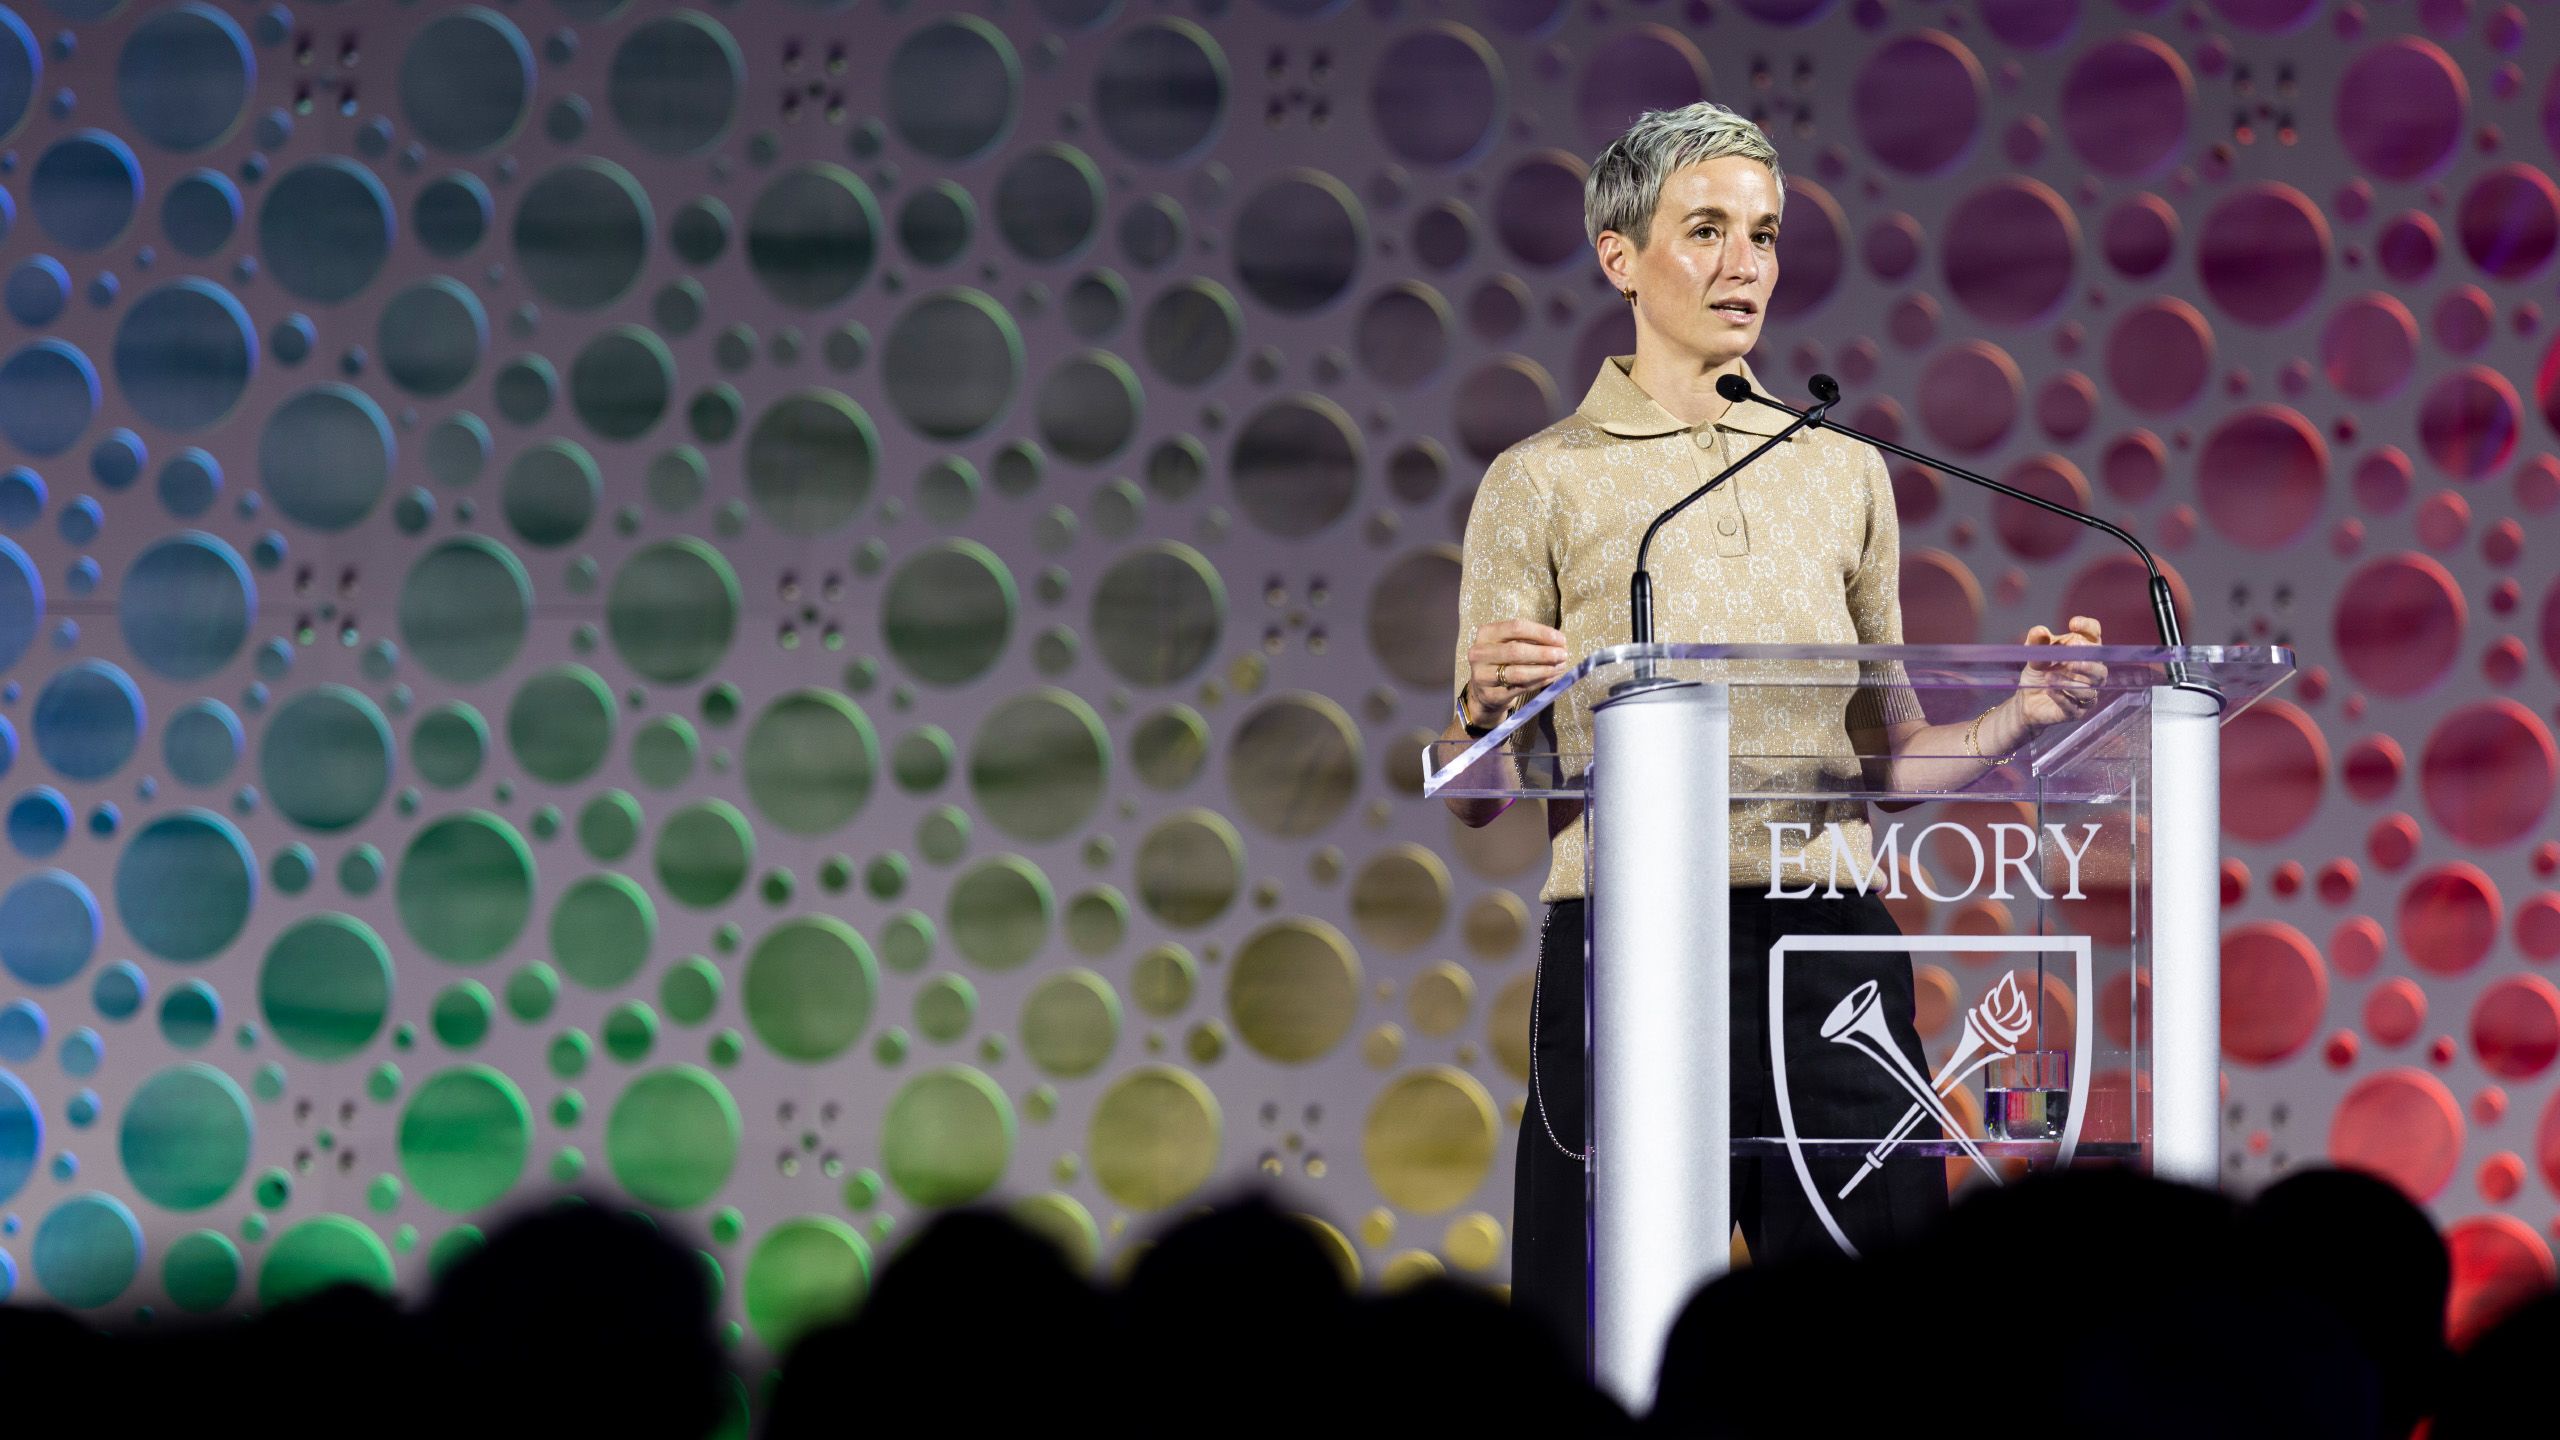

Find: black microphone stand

[1618,373,1833,694]
[1727,376,2220,706]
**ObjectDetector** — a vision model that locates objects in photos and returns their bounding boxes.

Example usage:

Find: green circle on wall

[120,1063,253,1211]
[399,536,532,684]
[607,538,739,684]
[968,689,1108,841]
[605,1065,740,1209]
[881,1065,1013,1206]
[259,1215,396,1306]
[258,914,394,1060]
[744,1216,871,1351]
[506,665,616,785]
[259,685,395,830]
[162,1230,242,1313]
[398,1065,531,1214]
[742,689,877,835]
[397,812,535,963]
[550,873,656,990]
[947,855,1052,970]
[656,800,754,908]
[742,916,878,1062]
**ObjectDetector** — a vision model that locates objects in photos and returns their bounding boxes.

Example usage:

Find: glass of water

[1985,1050,2070,1141]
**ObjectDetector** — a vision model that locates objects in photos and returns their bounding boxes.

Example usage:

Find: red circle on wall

[2220,921,2326,1065]
[2329,1067,2463,1200]
[2219,700,2328,842]
[2473,975,2560,1080]
[2399,863,2504,976]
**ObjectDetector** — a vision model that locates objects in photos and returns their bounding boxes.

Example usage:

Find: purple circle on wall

[2198,406,2328,551]
[2101,431,2166,502]
[2102,194,2178,278]
[2338,40,2467,182]
[1979,0,2079,52]
[1853,31,1984,176]
[2433,287,2494,355]
[1575,27,1706,147]
[2321,294,2419,401]
[1864,214,1923,281]
[2378,212,2441,284]
[1734,0,1842,25]
[2105,298,2214,415]
[2060,34,2191,178]
[1491,151,1588,268]
[2457,164,2560,281]
[1372,24,1504,168]
[2209,0,2320,33]
[2196,184,2328,328]
[1917,340,2022,454]
[1768,180,1845,320]
[1941,178,2078,326]
[2417,366,2523,480]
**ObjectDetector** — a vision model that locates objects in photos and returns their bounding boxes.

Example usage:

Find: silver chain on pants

[1528,903,1591,1164]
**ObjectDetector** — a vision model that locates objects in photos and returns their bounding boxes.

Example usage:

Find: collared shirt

[1452,354,1922,902]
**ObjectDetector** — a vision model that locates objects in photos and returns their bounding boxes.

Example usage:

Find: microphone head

[1714,373,1753,403]
[1808,373,1842,406]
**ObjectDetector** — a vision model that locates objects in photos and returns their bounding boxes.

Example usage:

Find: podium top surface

[1423,642,2294,803]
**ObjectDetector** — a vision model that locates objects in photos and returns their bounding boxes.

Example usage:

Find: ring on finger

[1495,662,1510,687]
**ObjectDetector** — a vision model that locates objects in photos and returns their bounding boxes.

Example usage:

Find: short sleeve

[1450,449,1561,703]
[1844,444,1928,731]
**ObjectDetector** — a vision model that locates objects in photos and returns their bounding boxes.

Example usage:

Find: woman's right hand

[1462,619,1571,729]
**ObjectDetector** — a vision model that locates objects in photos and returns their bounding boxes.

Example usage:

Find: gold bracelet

[1965,710,2011,766]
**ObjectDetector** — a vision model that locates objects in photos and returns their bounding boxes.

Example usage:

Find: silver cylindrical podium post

[1588,682,1731,1407]
[2148,685,2223,1185]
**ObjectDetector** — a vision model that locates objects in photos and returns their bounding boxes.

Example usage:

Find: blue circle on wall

[0,340,100,457]
[31,1191,138,1309]
[0,8,38,145]
[119,532,252,679]
[0,999,44,1061]
[116,3,255,153]
[0,534,41,672]
[0,1071,39,1206]
[256,158,393,303]
[7,786,70,858]
[5,255,66,326]
[113,279,256,431]
[0,868,100,987]
[258,384,392,531]
[163,699,242,786]
[161,168,240,256]
[29,131,140,251]
[115,809,255,962]
[32,659,143,780]
[158,448,222,518]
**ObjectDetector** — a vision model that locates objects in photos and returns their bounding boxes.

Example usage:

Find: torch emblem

[1767,934,2095,1257]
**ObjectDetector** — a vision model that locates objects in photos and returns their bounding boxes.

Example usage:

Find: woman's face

[1618,156,1782,370]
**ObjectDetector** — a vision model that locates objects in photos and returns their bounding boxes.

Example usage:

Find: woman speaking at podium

[1439,102,2104,1359]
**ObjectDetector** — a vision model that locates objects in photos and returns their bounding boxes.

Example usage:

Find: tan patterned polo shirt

[1452,354,1923,902]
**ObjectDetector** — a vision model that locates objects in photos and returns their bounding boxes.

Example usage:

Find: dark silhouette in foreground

[0,1167,2539,1440]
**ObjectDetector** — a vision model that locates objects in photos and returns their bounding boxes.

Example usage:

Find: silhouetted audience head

[2433,1287,2560,1439]
[1357,1276,1631,1434]
[0,1178,2524,1437]
[2242,1166,2450,1435]
[765,1206,1104,1437]
[421,1198,724,1440]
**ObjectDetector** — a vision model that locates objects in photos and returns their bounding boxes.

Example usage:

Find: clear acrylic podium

[1423,643,2295,1404]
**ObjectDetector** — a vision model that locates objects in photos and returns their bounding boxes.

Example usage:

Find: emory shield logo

[1767,933,2095,1257]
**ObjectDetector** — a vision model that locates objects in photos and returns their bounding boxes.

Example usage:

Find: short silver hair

[1584,103,1787,249]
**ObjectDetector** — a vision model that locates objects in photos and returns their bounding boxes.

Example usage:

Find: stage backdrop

[0,0,2554,1358]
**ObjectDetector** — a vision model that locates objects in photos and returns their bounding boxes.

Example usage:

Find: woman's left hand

[2013,615,2107,729]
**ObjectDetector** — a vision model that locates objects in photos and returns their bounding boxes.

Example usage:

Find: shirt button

[1717,518,1738,536]
[1694,430,1715,448]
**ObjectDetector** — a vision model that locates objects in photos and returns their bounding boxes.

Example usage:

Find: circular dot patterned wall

[0,0,2552,1355]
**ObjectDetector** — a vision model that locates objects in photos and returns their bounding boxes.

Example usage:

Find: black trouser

[1511,890,1949,1363]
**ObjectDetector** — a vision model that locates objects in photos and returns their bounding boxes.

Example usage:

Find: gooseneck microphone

[1724,375,2216,699]
[1627,371,1835,647]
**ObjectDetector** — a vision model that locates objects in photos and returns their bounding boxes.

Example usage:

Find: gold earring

[1623,289,1637,305]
